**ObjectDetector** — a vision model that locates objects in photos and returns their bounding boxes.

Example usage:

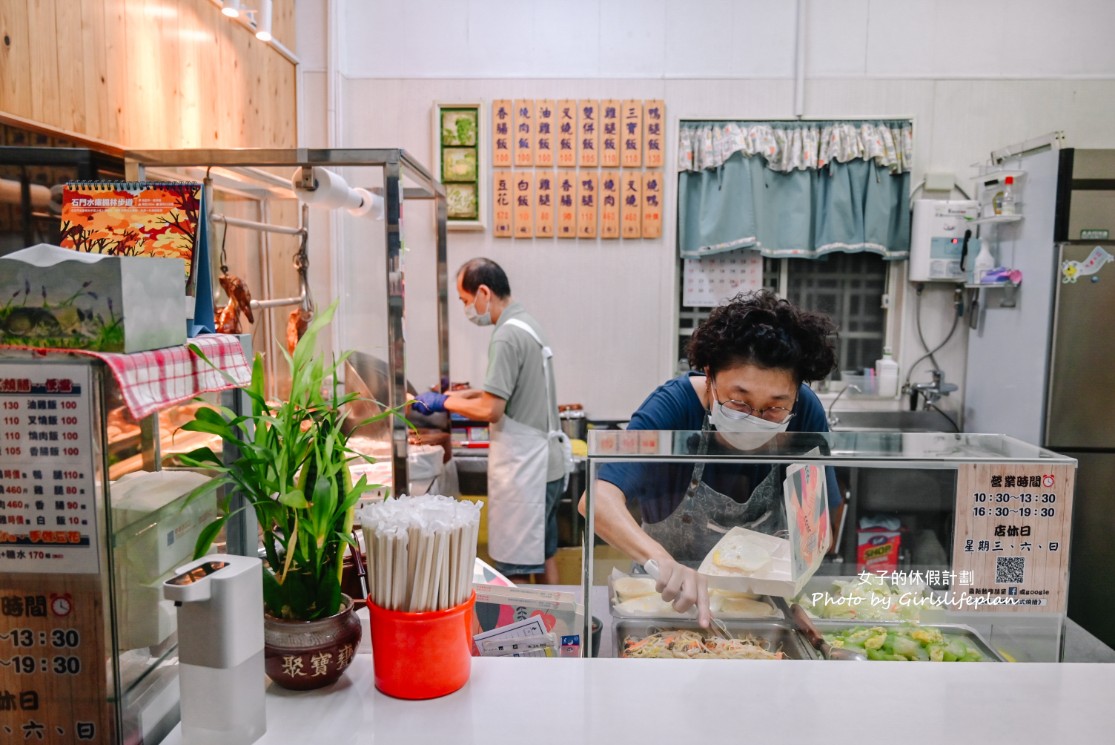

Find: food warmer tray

[613,619,817,660]
[811,620,1006,662]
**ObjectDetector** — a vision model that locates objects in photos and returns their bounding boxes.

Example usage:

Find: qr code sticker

[995,556,1025,584]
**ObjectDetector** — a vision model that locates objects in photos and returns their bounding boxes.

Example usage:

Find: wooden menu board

[534,99,555,167]
[556,170,576,238]
[0,361,113,742]
[642,171,663,239]
[513,172,534,238]
[556,100,577,168]
[644,100,665,168]
[578,99,599,167]
[621,172,642,238]
[576,172,598,239]
[492,100,513,168]
[600,99,620,168]
[621,99,643,167]
[492,170,513,237]
[951,463,1075,613]
[0,574,114,743]
[513,100,533,168]
[600,172,620,238]
[535,172,555,237]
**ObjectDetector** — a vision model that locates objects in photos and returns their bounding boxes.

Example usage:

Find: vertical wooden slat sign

[556,100,577,168]
[513,172,534,238]
[577,173,598,239]
[492,100,513,168]
[601,99,621,168]
[600,172,620,238]
[621,99,643,168]
[622,173,642,238]
[513,99,533,168]
[578,99,598,168]
[644,100,665,168]
[642,171,663,239]
[493,170,513,237]
[556,170,577,238]
[534,99,556,168]
[536,172,555,237]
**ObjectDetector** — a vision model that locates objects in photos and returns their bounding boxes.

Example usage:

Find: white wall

[297,0,1115,421]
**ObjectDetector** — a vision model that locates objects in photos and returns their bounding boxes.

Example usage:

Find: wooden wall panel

[0,2,33,118]
[79,0,110,139]
[0,0,297,149]
[26,0,62,127]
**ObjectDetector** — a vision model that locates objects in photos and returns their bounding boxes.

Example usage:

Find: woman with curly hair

[578,290,839,627]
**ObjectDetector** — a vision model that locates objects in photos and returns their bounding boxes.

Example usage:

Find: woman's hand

[647,556,711,628]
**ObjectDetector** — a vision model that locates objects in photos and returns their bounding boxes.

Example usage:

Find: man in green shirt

[413,258,565,583]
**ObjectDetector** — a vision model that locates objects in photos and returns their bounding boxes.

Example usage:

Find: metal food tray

[614,619,816,660]
[608,574,783,620]
[812,620,1005,662]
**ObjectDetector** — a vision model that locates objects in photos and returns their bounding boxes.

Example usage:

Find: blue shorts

[490,477,564,576]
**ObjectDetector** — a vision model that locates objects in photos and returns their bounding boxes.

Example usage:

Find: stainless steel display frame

[122,148,450,503]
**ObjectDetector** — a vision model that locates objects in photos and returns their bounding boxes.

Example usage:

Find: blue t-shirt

[598,373,841,523]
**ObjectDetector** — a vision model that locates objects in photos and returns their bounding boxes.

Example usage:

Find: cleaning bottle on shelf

[972,241,996,284]
[875,347,900,398]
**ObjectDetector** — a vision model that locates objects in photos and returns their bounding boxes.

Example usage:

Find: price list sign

[1,361,113,743]
[0,363,99,575]
[952,463,1075,614]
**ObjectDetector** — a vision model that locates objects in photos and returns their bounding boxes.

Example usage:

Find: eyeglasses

[711,381,797,424]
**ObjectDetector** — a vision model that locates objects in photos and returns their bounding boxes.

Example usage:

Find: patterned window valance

[678,120,914,175]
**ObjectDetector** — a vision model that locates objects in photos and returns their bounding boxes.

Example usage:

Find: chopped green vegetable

[825,626,990,662]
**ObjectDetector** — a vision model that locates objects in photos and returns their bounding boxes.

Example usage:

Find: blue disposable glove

[411,391,447,415]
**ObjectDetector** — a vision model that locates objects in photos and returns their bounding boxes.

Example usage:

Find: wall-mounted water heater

[909,200,981,282]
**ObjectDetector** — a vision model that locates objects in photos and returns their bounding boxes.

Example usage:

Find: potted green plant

[176,301,393,689]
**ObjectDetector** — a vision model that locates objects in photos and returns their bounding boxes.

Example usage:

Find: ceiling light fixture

[255,0,273,42]
[221,0,241,18]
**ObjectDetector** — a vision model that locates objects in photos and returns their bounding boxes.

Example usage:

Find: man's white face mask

[464,290,492,326]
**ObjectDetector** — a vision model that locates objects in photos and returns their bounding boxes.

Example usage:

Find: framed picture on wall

[433,103,485,231]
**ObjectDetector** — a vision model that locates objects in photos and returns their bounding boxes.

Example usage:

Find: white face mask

[709,403,791,434]
[464,291,492,326]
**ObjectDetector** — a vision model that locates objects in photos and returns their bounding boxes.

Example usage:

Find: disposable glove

[411,391,447,415]
[644,557,711,628]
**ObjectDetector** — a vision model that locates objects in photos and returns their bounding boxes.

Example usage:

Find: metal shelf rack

[123,148,450,500]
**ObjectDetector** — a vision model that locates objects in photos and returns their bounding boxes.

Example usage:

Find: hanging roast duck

[216,273,255,335]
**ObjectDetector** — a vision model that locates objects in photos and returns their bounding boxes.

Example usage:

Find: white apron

[486,318,565,567]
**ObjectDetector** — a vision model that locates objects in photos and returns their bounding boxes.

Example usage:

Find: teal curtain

[677,120,912,260]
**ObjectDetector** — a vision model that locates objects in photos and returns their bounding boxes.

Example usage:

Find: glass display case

[583,429,1076,662]
[0,354,231,744]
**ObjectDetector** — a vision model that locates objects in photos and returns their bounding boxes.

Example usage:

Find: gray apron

[642,421,787,565]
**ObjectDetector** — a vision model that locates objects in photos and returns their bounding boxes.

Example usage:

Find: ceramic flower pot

[263,593,362,691]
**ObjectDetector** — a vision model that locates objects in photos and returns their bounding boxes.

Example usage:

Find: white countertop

[161,654,1114,745]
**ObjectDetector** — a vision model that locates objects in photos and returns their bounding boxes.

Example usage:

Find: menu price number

[2,629,81,648]
[3,656,82,675]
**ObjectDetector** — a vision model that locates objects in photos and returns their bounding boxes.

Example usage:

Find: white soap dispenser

[875,347,900,398]
[164,554,266,745]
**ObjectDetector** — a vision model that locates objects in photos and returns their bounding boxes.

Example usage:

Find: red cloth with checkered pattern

[4,335,251,419]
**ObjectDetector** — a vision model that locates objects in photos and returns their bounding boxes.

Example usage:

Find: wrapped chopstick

[358,495,483,612]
